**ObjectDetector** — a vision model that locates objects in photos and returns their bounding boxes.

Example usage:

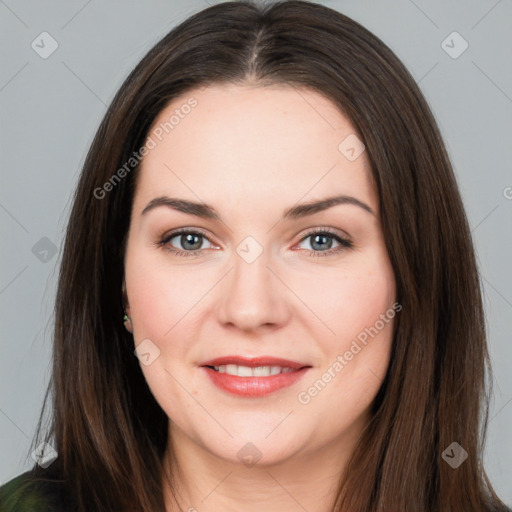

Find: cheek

[298,253,396,346]
[295,250,396,399]
[125,248,205,341]
[330,270,395,392]
[125,253,200,412]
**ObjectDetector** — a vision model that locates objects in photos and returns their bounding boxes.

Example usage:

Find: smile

[200,355,311,397]
[207,364,296,376]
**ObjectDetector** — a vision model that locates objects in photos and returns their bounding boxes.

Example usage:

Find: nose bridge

[217,235,289,330]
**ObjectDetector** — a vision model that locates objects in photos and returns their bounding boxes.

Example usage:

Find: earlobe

[123,313,133,334]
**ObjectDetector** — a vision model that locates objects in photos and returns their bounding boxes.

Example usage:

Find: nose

[216,245,291,332]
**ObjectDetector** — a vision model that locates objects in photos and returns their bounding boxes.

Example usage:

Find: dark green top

[0,470,75,511]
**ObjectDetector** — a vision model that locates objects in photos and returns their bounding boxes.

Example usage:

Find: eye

[158,228,216,257]
[158,227,352,258]
[295,228,352,257]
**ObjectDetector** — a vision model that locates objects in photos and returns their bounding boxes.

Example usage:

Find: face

[123,83,397,467]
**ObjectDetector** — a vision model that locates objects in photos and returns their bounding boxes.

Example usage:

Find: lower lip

[201,366,310,397]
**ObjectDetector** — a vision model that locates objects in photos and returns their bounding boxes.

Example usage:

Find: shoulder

[0,469,75,512]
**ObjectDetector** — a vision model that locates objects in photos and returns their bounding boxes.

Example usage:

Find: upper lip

[200,355,310,370]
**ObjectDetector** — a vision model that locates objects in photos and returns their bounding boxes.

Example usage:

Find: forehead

[133,83,376,215]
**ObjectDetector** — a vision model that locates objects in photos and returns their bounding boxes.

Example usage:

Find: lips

[199,355,311,397]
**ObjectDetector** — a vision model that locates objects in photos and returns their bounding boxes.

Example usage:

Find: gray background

[0,0,510,503]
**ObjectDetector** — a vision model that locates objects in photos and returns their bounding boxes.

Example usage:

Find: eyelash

[158,227,353,258]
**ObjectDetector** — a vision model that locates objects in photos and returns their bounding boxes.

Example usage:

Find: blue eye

[296,228,353,257]
[159,229,214,257]
[158,227,352,258]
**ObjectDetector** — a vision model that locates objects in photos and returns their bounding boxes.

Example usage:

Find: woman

[1,1,509,510]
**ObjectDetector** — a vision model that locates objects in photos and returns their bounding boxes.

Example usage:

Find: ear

[122,279,131,318]
[122,280,133,334]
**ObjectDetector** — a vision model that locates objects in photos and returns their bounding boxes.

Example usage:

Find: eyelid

[297,226,352,243]
[160,226,212,241]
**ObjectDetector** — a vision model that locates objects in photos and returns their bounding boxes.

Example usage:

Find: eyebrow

[141,194,375,220]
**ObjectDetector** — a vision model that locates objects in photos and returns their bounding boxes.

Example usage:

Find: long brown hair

[27,1,508,510]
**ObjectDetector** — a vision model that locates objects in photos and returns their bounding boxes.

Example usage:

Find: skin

[123,83,397,512]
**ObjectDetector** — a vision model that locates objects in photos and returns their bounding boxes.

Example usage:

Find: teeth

[237,365,253,377]
[212,365,295,377]
[253,366,271,377]
[226,364,238,375]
